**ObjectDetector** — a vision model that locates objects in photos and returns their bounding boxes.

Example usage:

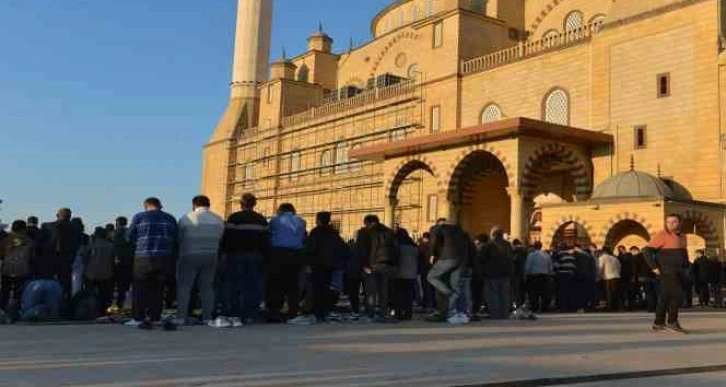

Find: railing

[281,80,417,128]
[461,21,603,74]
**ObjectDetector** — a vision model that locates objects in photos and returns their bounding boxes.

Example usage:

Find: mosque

[202,0,726,258]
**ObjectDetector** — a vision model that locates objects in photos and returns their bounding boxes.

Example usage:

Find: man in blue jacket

[128,197,177,329]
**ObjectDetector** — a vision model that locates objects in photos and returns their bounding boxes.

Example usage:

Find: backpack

[2,237,32,278]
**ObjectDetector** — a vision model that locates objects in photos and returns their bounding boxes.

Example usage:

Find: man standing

[0,220,34,311]
[267,203,307,323]
[427,219,472,324]
[511,239,528,309]
[480,228,514,319]
[644,214,689,333]
[25,217,40,241]
[598,247,622,311]
[358,215,399,322]
[36,208,82,303]
[128,197,177,329]
[112,216,134,310]
[176,195,224,326]
[218,193,269,327]
[525,241,553,313]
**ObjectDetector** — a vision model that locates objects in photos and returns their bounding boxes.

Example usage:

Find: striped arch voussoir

[544,214,592,245]
[385,156,439,202]
[445,145,514,201]
[520,142,591,200]
[680,210,720,248]
[599,212,655,243]
[529,0,568,32]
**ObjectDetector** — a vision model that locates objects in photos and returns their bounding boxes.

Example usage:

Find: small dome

[591,170,675,199]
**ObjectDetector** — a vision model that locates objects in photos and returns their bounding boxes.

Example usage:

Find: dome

[591,169,675,199]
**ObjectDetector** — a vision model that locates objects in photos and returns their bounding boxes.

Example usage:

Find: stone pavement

[1,311,725,386]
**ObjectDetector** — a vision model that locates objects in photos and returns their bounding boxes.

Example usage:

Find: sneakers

[138,319,153,330]
[287,314,316,325]
[651,324,666,332]
[208,316,232,328]
[665,322,688,334]
[124,319,141,327]
[229,317,244,328]
[447,313,470,325]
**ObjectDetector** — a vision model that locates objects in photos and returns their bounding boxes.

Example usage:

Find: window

[391,128,406,141]
[430,105,441,132]
[470,0,485,13]
[432,22,443,48]
[542,29,559,48]
[331,220,342,233]
[425,0,435,17]
[335,141,348,174]
[634,125,647,149]
[263,147,271,167]
[398,9,404,27]
[407,64,420,80]
[481,104,502,123]
[289,151,301,182]
[244,163,255,188]
[349,143,362,171]
[266,85,273,103]
[544,89,570,125]
[508,28,521,41]
[427,194,439,222]
[320,150,332,175]
[657,73,670,98]
[411,5,420,21]
[564,11,584,32]
[297,64,309,82]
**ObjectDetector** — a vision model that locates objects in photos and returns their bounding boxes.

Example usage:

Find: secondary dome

[591,169,675,199]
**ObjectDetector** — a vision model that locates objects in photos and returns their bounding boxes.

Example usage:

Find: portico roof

[350,117,613,161]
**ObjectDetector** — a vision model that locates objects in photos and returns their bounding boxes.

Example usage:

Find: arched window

[564,11,584,32]
[481,104,502,123]
[335,141,348,174]
[542,29,559,48]
[297,64,309,82]
[244,163,255,188]
[320,150,332,176]
[590,14,606,32]
[544,88,570,125]
[425,0,435,17]
[411,5,420,21]
[398,9,404,27]
[407,64,420,80]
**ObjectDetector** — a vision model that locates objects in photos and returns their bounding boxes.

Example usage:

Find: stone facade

[203,0,726,258]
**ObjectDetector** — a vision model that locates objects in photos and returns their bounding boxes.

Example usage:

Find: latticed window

[320,150,332,176]
[349,143,362,171]
[481,104,502,123]
[544,89,569,125]
[411,5,420,21]
[564,11,584,32]
[335,141,348,174]
[244,163,255,188]
[425,0,435,17]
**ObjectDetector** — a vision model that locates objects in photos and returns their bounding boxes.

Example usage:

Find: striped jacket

[221,210,269,254]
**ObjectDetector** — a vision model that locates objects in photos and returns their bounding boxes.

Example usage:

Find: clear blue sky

[0,0,390,229]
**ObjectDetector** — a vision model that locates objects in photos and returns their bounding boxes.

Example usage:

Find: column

[384,199,398,227]
[508,187,526,242]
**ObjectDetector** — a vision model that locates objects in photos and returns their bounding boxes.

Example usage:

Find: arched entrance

[553,221,591,248]
[448,151,510,237]
[387,159,438,235]
[680,213,719,261]
[522,143,592,243]
[605,220,651,250]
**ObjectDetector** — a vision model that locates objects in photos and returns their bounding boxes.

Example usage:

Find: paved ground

[1,311,726,387]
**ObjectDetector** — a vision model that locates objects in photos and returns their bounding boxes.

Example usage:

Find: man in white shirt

[525,241,553,313]
[175,195,224,325]
[598,246,622,311]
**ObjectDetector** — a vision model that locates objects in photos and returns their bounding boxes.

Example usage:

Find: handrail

[281,80,417,128]
[461,21,603,74]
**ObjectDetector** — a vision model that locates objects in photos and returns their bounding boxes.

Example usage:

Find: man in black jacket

[112,216,134,310]
[481,228,514,319]
[427,219,473,321]
[303,212,346,322]
[25,217,40,241]
[357,215,398,321]
[36,208,82,302]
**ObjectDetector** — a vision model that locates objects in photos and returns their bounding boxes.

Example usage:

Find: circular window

[407,64,419,79]
[395,53,408,68]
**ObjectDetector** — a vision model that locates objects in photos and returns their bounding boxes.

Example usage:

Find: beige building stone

[203,0,726,258]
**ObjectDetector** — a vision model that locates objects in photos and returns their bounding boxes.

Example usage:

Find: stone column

[508,187,526,241]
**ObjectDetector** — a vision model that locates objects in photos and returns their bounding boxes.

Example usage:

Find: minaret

[202,0,273,217]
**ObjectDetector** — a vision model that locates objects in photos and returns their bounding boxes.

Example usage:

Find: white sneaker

[447,313,470,325]
[229,317,244,328]
[208,316,232,328]
[287,314,316,325]
[124,319,141,327]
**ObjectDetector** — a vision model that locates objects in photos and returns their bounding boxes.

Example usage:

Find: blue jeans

[225,252,263,320]
[20,280,63,320]
[427,259,462,314]
[457,267,472,314]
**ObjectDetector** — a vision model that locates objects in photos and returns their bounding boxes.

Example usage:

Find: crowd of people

[0,194,719,332]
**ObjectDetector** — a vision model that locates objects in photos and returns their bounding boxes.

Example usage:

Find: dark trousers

[225,252,263,321]
[1,276,27,310]
[471,272,485,314]
[266,262,302,319]
[364,265,394,318]
[575,278,596,310]
[485,277,511,319]
[527,274,550,312]
[556,274,576,312]
[420,265,436,310]
[57,266,72,303]
[311,268,334,320]
[133,270,163,321]
[392,278,414,319]
[655,274,684,326]
[163,276,176,310]
[83,278,114,316]
[346,274,362,313]
[604,279,621,311]
[511,275,526,308]
[642,279,658,312]
[114,266,133,309]
[697,282,711,306]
